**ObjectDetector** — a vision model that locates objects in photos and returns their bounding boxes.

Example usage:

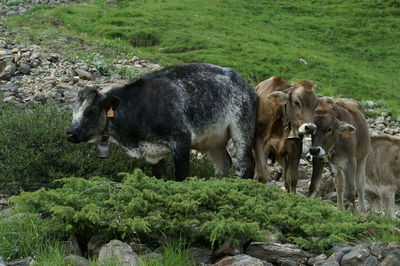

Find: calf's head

[309,97,356,157]
[66,88,120,143]
[268,80,319,137]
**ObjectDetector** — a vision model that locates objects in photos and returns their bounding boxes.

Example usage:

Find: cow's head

[268,80,319,138]
[309,97,356,157]
[66,88,120,143]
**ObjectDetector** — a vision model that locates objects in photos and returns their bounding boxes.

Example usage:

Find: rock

[0,256,6,266]
[214,254,267,266]
[18,62,30,74]
[188,247,213,265]
[62,237,82,256]
[0,58,16,80]
[98,240,138,266]
[307,254,327,265]
[341,246,377,266]
[379,251,400,266]
[63,255,89,266]
[214,239,243,258]
[329,244,354,263]
[74,68,93,80]
[7,256,34,266]
[246,242,312,264]
[130,242,152,255]
[87,234,108,257]
[369,242,400,260]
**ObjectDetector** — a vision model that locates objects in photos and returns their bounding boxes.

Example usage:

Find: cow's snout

[309,146,325,157]
[66,128,80,143]
[299,123,317,135]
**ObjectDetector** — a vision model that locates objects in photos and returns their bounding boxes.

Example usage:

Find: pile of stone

[0,26,161,110]
[2,235,399,266]
[0,0,83,16]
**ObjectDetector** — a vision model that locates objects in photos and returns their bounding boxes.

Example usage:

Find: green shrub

[11,169,399,254]
[0,104,151,192]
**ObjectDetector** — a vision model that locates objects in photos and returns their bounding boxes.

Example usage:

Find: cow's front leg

[343,158,356,212]
[254,137,268,183]
[335,170,346,211]
[308,157,325,198]
[284,139,302,193]
[151,159,167,178]
[171,141,191,181]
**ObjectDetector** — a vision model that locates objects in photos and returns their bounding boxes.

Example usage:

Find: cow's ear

[338,122,356,138]
[268,91,289,106]
[100,95,121,111]
[316,96,334,111]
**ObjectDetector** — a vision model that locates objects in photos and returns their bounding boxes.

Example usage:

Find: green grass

[3,0,400,113]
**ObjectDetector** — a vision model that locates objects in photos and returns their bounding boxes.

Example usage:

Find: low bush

[11,169,399,254]
[0,104,149,192]
[0,103,216,192]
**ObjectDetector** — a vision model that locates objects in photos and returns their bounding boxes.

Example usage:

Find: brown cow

[254,76,319,193]
[365,135,400,218]
[308,97,370,213]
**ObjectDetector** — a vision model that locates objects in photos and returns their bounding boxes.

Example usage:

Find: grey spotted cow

[66,63,258,180]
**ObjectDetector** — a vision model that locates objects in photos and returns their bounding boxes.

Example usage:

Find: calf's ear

[338,122,356,138]
[267,91,289,106]
[316,96,334,111]
[100,95,121,111]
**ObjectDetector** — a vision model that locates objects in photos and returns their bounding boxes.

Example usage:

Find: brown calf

[365,135,400,218]
[254,76,319,192]
[308,97,370,213]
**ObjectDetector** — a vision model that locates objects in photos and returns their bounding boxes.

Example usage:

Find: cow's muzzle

[309,146,325,157]
[299,123,317,135]
[66,129,82,143]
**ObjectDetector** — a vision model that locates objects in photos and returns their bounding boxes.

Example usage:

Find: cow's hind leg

[207,145,231,177]
[229,124,255,179]
[355,157,367,214]
[381,188,396,218]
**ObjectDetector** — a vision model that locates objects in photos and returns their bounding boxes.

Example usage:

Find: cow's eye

[327,127,332,133]
[294,101,301,108]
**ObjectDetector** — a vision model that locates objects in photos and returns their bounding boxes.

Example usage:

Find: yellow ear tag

[106,107,115,118]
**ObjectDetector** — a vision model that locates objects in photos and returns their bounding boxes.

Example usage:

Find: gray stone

[63,255,89,266]
[0,58,16,81]
[379,251,400,266]
[62,237,82,256]
[188,247,213,264]
[74,68,93,80]
[98,240,138,266]
[0,256,6,266]
[7,256,34,266]
[307,254,327,265]
[18,62,30,74]
[214,254,265,266]
[87,234,108,257]
[246,242,311,264]
[370,242,400,260]
[341,246,374,266]
[214,239,243,258]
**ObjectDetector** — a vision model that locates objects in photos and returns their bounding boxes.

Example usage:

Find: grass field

[3,0,400,113]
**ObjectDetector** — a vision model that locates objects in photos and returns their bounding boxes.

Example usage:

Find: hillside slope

[3,0,400,112]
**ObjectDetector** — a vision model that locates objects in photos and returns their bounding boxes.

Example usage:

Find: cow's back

[366,135,400,193]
